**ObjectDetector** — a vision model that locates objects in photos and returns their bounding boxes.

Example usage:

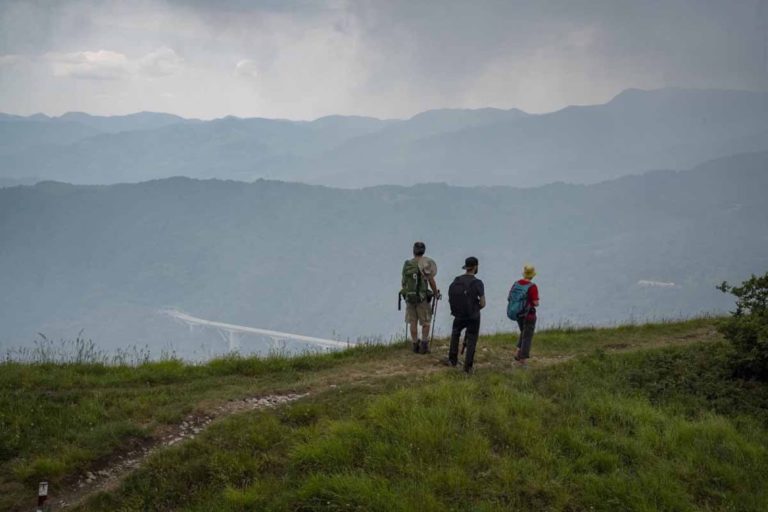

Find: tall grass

[2,333,397,367]
[3,334,163,366]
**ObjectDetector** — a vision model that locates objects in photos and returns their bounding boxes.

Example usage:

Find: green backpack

[401,258,428,304]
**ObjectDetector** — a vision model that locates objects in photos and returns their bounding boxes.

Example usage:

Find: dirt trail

[55,393,307,509]
[55,360,445,508]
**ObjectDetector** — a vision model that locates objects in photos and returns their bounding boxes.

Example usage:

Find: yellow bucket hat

[523,264,536,279]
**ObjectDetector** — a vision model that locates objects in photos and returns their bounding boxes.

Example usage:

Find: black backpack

[448,275,476,318]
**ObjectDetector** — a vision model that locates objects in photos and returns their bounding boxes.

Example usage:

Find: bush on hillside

[718,272,768,380]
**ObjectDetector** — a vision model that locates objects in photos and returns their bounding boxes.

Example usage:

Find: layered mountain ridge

[2,88,767,188]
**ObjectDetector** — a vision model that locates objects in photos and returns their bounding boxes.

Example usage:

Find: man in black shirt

[446,256,486,373]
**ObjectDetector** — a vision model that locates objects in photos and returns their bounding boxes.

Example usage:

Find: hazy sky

[1,0,767,119]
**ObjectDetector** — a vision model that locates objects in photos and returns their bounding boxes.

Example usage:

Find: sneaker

[419,340,430,354]
[463,366,474,375]
[441,358,457,367]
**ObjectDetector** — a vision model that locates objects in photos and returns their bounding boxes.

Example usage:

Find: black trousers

[516,317,536,358]
[449,316,481,369]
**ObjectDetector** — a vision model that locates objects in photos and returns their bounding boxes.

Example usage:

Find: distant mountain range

[2,88,767,187]
[1,151,766,357]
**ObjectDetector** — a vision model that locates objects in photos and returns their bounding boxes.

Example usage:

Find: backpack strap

[520,282,533,318]
[416,259,422,302]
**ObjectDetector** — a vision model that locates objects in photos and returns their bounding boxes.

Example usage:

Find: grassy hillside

[2,318,768,511]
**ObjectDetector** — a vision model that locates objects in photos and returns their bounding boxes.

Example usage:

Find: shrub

[717,272,768,379]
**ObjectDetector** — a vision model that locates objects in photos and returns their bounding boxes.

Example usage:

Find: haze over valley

[1,151,765,357]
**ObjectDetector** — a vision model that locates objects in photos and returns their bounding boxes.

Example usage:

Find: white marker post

[37,481,48,511]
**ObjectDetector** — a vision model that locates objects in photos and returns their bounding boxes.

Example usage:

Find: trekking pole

[429,295,439,345]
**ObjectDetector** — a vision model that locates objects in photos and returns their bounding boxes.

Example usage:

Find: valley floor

[2,318,767,511]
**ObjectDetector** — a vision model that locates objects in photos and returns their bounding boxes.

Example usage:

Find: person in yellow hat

[507,264,540,366]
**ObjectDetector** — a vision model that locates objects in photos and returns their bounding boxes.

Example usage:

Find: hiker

[446,256,486,373]
[507,264,540,366]
[400,241,440,354]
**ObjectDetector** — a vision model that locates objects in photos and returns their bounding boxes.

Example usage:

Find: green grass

[0,317,750,511]
[0,343,395,511]
[483,316,720,357]
[79,340,768,512]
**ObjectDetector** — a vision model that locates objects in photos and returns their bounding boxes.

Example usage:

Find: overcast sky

[1,0,767,119]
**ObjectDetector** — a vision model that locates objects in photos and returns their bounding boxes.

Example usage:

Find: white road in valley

[162,309,353,349]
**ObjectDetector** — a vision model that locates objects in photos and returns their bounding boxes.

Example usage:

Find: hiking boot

[412,340,420,353]
[419,340,430,354]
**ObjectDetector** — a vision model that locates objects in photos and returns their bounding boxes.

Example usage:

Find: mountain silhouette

[2,88,766,187]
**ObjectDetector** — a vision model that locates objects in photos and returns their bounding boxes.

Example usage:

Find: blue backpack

[507,281,533,320]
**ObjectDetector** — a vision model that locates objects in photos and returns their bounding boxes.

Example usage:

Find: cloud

[234,59,259,80]
[137,47,184,77]
[2,0,767,119]
[46,50,131,80]
[0,54,23,66]
[45,48,184,80]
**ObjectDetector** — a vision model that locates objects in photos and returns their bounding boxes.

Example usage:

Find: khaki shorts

[405,301,433,325]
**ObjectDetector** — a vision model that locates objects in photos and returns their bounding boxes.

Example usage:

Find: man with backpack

[400,241,440,354]
[446,256,486,373]
[507,264,540,366]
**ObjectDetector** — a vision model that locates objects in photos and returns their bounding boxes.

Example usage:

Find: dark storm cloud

[347,0,768,97]
[0,0,766,118]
